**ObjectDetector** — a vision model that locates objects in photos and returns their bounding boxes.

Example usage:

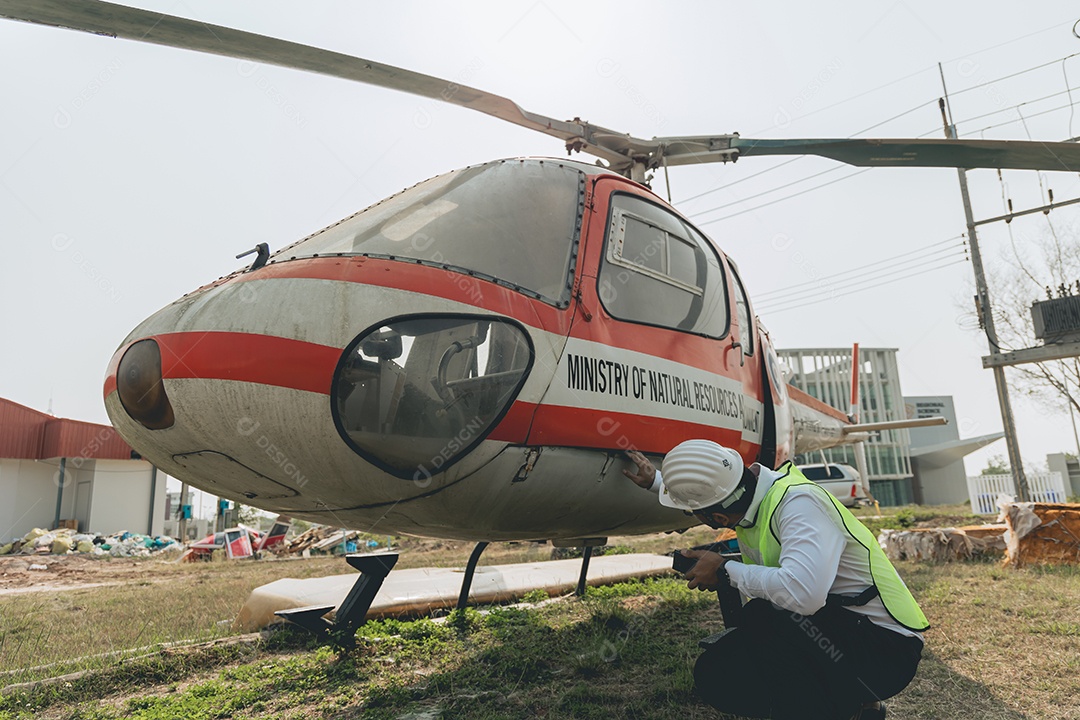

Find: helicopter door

[725,259,767,461]
[527,184,750,455]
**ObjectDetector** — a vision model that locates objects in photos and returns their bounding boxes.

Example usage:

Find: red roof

[0,398,135,460]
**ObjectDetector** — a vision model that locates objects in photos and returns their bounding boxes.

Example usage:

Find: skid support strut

[275,552,398,647]
[456,541,491,610]
[575,546,594,596]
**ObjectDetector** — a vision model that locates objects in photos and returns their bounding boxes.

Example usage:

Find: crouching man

[624,441,927,720]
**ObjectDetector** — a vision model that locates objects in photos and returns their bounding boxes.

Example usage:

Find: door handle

[728,339,744,367]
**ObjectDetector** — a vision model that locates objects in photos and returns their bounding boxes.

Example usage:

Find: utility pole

[939,65,1030,501]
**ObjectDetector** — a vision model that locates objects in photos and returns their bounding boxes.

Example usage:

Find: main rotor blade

[654,135,1080,172]
[7,2,1079,176]
[0,0,638,166]
[729,137,1080,172]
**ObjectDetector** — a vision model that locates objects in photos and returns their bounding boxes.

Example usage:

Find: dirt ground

[3,504,987,596]
[0,554,171,594]
[0,528,711,596]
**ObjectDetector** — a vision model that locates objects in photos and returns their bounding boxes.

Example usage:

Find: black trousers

[694,599,923,720]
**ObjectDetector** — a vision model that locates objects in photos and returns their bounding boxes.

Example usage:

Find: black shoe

[850,701,886,720]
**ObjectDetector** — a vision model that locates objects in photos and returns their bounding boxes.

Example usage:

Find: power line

[682,47,1080,221]
[748,66,938,136]
[755,246,968,310]
[755,235,964,298]
[678,158,803,205]
[690,92,1076,224]
[688,164,847,220]
[950,84,1080,127]
[950,51,1080,98]
[696,168,872,226]
[941,19,1077,66]
[962,100,1079,136]
[680,99,937,210]
[744,20,1073,138]
[756,257,969,315]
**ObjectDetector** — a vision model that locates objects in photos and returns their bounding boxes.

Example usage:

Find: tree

[974,222,1080,418]
[237,503,273,529]
[980,454,1010,475]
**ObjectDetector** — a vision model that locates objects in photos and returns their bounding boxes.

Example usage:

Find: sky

[3,0,1080,490]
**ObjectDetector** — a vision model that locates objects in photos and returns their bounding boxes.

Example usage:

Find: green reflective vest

[735,463,929,632]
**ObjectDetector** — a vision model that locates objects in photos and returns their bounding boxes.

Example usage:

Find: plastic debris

[179,520,290,562]
[22,528,47,544]
[879,525,1006,561]
[273,526,381,556]
[51,536,72,555]
[0,527,179,557]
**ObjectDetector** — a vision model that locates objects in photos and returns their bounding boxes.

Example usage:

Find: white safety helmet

[659,440,746,511]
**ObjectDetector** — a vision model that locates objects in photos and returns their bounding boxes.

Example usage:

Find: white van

[797,463,868,507]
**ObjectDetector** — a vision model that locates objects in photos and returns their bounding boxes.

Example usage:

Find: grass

[0,529,717,687]
[2,508,1077,718]
[3,561,1079,719]
[852,502,989,537]
[0,555,349,684]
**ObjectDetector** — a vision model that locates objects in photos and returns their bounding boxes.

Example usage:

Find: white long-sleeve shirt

[653,463,921,639]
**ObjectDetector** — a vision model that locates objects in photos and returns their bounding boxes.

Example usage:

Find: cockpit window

[272,160,585,306]
[333,315,533,479]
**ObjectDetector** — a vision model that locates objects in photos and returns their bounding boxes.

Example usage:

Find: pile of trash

[0,527,180,558]
[180,519,291,562]
[274,526,383,556]
[879,525,1007,562]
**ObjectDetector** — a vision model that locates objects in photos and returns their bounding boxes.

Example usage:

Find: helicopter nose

[105,310,535,481]
[114,338,175,430]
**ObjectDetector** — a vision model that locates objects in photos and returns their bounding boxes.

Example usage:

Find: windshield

[274,159,584,306]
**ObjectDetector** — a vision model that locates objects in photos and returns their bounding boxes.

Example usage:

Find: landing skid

[455,540,599,609]
[277,540,603,647]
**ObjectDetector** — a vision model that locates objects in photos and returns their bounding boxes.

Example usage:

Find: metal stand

[456,541,490,610]
[456,539,596,605]
[275,552,398,648]
[575,545,594,596]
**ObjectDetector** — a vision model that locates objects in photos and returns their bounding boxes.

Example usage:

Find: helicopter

[6,1,1080,545]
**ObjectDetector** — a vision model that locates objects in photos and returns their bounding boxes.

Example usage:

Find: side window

[598,193,730,337]
[728,262,754,356]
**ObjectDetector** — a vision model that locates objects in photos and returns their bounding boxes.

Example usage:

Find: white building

[0,398,167,541]
[778,349,1003,506]
[780,347,915,505]
[904,396,1004,505]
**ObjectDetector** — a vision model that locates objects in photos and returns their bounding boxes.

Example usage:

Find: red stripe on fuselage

[103,330,539,444]
[525,404,749,456]
[486,399,537,443]
[154,332,340,394]
[226,257,736,375]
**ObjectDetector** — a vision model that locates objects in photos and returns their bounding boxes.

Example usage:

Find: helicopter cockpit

[269,158,586,307]
[333,315,533,480]
[270,159,590,480]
